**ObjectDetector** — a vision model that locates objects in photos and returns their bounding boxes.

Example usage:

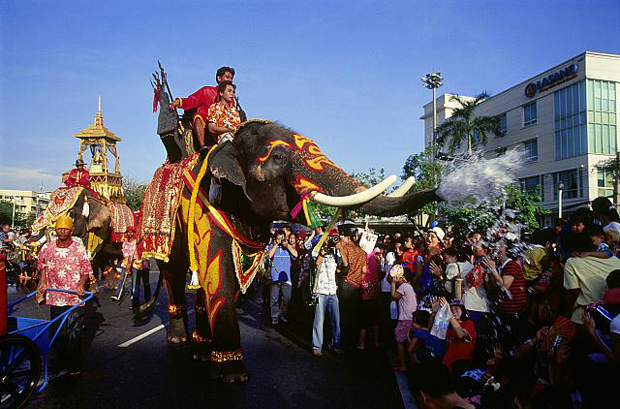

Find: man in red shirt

[169,67,235,148]
[63,159,90,188]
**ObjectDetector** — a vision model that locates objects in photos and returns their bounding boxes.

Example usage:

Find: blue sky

[1,0,619,192]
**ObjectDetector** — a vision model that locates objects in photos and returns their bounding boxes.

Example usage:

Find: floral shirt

[122,240,138,268]
[207,101,241,132]
[37,239,92,307]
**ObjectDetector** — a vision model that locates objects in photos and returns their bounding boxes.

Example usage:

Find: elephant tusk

[386,176,416,198]
[313,175,397,207]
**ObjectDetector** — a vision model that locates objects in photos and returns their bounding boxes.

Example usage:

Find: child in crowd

[408,309,446,363]
[391,265,417,372]
[573,225,614,259]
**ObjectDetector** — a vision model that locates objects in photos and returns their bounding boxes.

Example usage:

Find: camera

[327,235,340,248]
[308,292,319,307]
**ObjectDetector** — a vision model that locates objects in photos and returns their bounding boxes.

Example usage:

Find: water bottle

[431,303,451,340]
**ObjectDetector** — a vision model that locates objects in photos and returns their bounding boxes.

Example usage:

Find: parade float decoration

[31,97,135,259]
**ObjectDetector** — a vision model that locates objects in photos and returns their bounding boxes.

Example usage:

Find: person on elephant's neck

[207,81,241,144]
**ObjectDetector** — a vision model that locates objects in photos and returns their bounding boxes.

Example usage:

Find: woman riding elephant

[148,120,439,383]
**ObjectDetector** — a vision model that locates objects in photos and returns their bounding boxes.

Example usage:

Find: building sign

[525,63,579,97]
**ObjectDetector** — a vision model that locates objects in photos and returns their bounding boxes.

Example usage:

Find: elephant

[30,189,123,274]
[149,120,440,383]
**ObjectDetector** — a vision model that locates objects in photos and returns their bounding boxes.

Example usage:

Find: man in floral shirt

[37,214,92,376]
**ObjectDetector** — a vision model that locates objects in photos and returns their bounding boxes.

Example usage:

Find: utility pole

[11,198,16,229]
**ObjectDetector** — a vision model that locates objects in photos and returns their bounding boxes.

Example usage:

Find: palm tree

[435,93,502,155]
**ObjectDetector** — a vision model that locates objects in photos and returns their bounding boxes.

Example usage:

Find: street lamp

[421,72,443,163]
[558,182,564,219]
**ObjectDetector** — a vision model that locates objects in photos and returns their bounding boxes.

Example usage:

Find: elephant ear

[208,141,249,199]
[86,197,111,230]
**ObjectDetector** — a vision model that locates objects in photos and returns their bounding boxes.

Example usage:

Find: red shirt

[442,319,476,370]
[180,86,218,112]
[65,168,90,188]
[497,260,527,314]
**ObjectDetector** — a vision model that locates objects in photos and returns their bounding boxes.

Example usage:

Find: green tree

[0,201,36,229]
[0,201,13,226]
[440,185,548,242]
[123,177,147,211]
[402,145,442,221]
[435,93,502,155]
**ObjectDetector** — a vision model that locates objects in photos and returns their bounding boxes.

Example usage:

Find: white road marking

[118,309,194,348]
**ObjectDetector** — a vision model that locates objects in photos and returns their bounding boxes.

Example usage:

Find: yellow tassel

[188,270,201,290]
[311,209,343,258]
[302,199,311,226]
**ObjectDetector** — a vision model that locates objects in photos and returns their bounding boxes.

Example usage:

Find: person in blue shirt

[267,230,298,325]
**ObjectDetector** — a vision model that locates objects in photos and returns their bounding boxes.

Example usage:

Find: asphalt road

[7,274,411,409]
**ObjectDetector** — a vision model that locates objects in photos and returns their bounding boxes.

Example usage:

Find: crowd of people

[262,197,619,408]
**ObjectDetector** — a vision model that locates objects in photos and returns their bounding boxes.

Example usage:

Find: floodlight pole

[421,72,443,184]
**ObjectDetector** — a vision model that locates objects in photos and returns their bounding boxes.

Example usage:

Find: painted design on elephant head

[292,175,324,195]
[206,251,225,332]
[257,140,292,163]
[292,134,340,172]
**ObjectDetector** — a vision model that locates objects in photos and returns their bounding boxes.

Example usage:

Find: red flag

[152,83,160,113]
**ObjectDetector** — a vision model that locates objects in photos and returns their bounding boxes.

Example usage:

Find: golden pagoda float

[32,97,135,256]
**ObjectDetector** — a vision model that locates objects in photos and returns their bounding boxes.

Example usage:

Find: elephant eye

[273,152,285,162]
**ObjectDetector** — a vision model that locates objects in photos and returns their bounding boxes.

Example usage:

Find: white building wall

[421,51,620,215]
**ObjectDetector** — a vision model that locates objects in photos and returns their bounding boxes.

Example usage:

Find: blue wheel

[0,334,42,409]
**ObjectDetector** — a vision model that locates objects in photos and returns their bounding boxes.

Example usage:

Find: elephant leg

[159,258,188,344]
[204,240,248,383]
[191,288,212,361]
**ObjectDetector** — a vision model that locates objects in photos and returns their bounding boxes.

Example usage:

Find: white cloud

[0,166,62,192]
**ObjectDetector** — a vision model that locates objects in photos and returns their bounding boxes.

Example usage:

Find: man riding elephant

[63,158,90,188]
[168,67,239,148]
[143,120,440,383]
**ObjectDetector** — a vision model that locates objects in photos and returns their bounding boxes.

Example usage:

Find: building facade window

[553,168,583,200]
[597,169,614,198]
[498,113,507,136]
[524,139,538,162]
[587,79,617,155]
[523,102,537,127]
[520,175,544,201]
[554,81,587,160]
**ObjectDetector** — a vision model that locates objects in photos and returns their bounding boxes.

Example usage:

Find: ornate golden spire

[74,96,121,141]
[95,94,103,127]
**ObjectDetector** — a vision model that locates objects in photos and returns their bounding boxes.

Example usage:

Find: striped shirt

[496,259,527,314]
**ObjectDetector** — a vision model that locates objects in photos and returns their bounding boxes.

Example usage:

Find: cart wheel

[0,334,42,409]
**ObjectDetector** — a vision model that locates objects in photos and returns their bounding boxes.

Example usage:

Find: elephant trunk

[297,164,441,217]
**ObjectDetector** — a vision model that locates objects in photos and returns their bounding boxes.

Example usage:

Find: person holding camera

[311,232,342,356]
[267,230,298,325]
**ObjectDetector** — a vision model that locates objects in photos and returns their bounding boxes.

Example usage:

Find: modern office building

[422,51,620,216]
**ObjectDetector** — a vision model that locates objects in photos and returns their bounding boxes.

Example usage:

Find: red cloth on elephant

[64,169,90,188]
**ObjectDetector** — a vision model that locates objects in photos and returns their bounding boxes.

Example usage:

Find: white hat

[430,227,445,241]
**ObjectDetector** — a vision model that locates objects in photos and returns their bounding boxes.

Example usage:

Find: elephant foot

[209,350,248,383]
[167,317,187,344]
[191,331,212,362]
